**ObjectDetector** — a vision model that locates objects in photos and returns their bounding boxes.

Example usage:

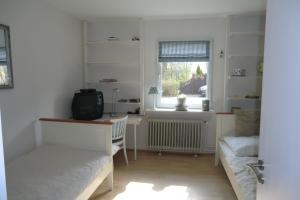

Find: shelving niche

[225,13,266,111]
[83,19,144,114]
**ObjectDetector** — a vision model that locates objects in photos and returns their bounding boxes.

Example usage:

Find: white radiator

[148,119,207,153]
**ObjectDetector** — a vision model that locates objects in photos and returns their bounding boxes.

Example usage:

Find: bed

[215,112,260,200]
[6,118,114,200]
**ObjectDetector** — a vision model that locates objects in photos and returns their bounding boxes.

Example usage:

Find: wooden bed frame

[36,118,114,200]
[215,113,246,200]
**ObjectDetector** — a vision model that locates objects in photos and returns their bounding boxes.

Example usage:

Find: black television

[71,89,104,120]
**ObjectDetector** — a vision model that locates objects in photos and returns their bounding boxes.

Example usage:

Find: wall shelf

[105,101,140,105]
[227,75,262,80]
[225,13,265,111]
[87,81,139,85]
[86,40,140,46]
[88,81,121,84]
[227,97,261,101]
[86,61,139,65]
[228,55,264,58]
[229,31,265,37]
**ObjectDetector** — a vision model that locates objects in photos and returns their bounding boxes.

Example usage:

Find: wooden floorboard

[90,150,237,200]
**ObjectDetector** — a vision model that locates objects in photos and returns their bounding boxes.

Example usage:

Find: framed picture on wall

[0,24,13,88]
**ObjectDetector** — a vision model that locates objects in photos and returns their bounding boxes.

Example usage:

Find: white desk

[101,114,143,160]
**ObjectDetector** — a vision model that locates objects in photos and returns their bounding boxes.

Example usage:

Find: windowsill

[146,108,215,113]
[145,108,215,120]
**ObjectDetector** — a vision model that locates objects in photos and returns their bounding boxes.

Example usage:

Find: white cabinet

[225,14,265,111]
[83,19,144,114]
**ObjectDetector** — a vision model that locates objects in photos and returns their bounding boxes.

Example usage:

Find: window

[157,41,210,109]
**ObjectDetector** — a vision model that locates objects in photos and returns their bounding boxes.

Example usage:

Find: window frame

[155,39,213,109]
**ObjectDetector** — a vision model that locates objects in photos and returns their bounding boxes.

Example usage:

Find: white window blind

[159,41,210,62]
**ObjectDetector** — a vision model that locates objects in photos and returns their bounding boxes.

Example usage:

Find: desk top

[98,114,143,125]
[127,115,143,125]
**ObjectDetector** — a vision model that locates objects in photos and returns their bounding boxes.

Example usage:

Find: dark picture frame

[0,24,13,88]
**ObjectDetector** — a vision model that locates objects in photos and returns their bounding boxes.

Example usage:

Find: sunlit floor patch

[113,182,189,200]
[90,152,237,200]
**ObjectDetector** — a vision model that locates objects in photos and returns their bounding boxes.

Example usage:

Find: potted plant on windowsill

[176,94,188,111]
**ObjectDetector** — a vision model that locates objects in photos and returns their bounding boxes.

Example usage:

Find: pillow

[223,136,259,157]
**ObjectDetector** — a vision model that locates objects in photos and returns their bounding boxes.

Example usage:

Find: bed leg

[108,171,113,191]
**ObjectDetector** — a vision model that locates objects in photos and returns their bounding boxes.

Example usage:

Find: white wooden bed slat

[215,113,249,200]
[215,113,235,166]
[38,120,112,156]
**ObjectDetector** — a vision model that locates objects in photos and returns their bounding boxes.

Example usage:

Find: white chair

[111,115,128,165]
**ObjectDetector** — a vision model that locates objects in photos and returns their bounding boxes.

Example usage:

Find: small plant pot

[202,100,210,111]
[177,98,186,106]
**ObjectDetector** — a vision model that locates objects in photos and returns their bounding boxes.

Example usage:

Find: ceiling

[43,0,266,20]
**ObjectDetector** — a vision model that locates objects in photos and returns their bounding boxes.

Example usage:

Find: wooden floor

[90,150,237,200]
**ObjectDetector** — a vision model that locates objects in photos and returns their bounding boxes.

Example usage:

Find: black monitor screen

[72,90,104,120]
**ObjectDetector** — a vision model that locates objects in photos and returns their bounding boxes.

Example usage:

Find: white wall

[126,17,227,151]
[0,0,83,161]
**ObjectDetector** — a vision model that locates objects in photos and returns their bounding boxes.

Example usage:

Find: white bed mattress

[6,144,112,200]
[220,142,258,174]
[223,136,259,157]
[219,141,258,200]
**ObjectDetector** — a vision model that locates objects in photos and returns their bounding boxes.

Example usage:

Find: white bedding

[220,142,258,174]
[223,136,259,157]
[6,144,112,200]
[236,170,257,200]
[219,141,258,200]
